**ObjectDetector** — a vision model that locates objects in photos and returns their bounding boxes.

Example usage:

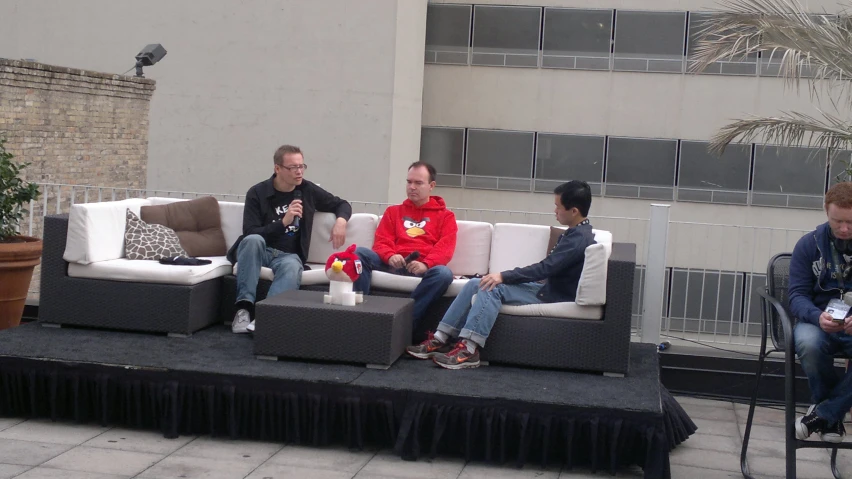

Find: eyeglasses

[278,163,308,171]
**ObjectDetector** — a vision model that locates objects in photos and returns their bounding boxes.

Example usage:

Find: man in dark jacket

[407,180,596,369]
[790,182,852,443]
[228,144,352,334]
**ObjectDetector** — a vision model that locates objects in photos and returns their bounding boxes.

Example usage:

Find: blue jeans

[353,247,453,327]
[794,321,852,424]
[235,234,303,304]
[436,278,543,347]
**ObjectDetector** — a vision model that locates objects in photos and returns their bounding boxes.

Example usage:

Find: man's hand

[406,261,428,276]
[388,254,405,269]
[820,311,845,333]
[282,200,303,226]
[843,316,852,335]
[479,272,504,291]
[330,218,347,249]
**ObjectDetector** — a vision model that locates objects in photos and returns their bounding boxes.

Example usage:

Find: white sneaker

[246,320,256,333]
[231,309,251,334]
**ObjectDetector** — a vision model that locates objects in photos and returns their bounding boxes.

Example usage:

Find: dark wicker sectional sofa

[40,210,636,375]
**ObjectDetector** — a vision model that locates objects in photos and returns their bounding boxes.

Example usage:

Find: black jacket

[501,222,596,303]
[226,176,352,264]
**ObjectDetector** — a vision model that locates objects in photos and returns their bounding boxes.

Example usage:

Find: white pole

[641,204,671,345]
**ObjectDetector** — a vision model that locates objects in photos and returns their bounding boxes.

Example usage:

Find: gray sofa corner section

[481,242,637,375]
[39,214,222,336]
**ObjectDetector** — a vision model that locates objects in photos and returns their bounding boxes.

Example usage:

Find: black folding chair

[742,252,852,479]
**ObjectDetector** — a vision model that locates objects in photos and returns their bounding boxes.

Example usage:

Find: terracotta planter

[0,236,42,330]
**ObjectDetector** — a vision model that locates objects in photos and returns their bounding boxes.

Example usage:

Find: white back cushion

[447,221,493,276]
[575,243,608,305]
[218,201,245,250]
[306,213,379,264]
[489,223,550,272]
[63,198,151,264]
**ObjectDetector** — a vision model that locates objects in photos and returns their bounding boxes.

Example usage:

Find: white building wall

[0,0,428,203]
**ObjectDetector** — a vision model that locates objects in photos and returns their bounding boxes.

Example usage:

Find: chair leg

[831,447,842,479]
[786,349,798,479]
[741,350,768,479]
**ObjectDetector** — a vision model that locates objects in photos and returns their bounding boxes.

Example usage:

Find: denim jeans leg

[235,235,270,304]
[267,250,303,299]
[436,278,480,338]
[353,247,382,295]
[812,332,852,424]
[410,265,454,327]
[795,321,839,408]
[459,282,543,347]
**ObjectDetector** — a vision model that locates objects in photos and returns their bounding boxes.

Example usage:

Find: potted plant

[0,135,41,329]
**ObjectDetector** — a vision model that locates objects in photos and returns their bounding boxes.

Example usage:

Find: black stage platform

[0,323,695,478]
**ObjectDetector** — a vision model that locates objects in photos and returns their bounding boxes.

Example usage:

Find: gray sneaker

[246,320,256,333]
[231,309,251,334]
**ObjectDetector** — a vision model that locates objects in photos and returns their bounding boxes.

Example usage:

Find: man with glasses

[226,144,352,334]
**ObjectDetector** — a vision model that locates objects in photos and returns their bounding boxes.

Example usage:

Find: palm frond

[691,0,852,98]
[708,110,852,157]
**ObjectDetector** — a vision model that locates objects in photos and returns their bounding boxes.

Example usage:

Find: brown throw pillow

[140,196,227,257]
[547,226,567,255]
[125,209,188,260]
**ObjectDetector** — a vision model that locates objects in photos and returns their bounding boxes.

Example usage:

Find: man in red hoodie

[353,162,457,328]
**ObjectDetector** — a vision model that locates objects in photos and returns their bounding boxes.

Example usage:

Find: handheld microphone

[292,190,302,228]
[403,251,420,264]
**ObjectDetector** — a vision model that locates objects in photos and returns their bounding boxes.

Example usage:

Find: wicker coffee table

[253,290,414,369]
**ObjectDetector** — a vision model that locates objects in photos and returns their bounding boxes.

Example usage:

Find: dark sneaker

[796,405,829,440]
[821,421,846,443]
[433,340,480,369]
[406,332,452,359]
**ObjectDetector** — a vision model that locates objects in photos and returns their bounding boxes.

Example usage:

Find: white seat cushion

[370,271,418,293]
[232,262,329,286]
[68,256,232,285]
[64,198,151,264]
[499,302,603,320]
[369,272,470,297]
[489,223,550,272]
[446,221,492,276]
[307,213,379,264]
[471,293,602,319]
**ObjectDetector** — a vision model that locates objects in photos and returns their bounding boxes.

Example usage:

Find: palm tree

[691,0,852,180]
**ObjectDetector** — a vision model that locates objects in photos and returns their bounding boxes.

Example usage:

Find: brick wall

[0,58,155,295]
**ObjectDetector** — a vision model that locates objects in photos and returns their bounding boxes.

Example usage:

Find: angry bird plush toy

[323,244,364,306]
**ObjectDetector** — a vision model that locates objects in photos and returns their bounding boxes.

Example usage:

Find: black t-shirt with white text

[267,190,300,254]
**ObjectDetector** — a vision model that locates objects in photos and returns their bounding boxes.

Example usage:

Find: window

[613,11,686,73]
[542,8,613,71]
[535,134,605,195]
[466,129,535,191]
[472,5,541,68]
[687,12,757,76]
[605,137,678,200]
[419,127,465,187]
[830,149,852,186]
[677,141,751,204]
[667,269,744,334]
[425,4,471,65]
[751,145,827,209]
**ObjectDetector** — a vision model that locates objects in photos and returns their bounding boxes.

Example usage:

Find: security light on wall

[134,44,167,78]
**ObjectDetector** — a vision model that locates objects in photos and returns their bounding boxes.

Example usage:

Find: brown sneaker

[433,340,480,369]
[406,332,453,359]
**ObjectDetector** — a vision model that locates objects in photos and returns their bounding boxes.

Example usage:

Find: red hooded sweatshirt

[372,196,457,268]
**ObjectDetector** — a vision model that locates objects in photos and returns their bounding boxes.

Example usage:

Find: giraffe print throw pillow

[124,209,188,260]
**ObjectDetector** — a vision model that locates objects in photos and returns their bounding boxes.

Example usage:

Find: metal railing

[18,183,811,349]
